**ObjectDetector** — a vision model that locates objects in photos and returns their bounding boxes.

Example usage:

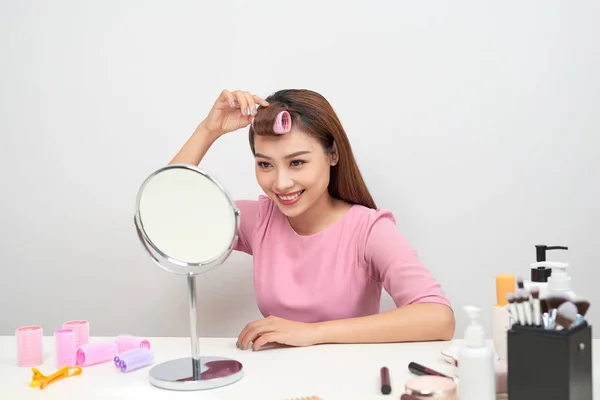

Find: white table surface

[1,336,598,399]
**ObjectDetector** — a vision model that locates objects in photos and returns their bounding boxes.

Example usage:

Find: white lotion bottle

[546,261,577,300]
[524,245,569,299]
[458,305,496,400]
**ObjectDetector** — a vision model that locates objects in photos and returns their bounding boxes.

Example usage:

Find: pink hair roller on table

[76,341,118,367]
[115,334,151,353]
[273,110,292,134]
[62,320,89,349]
[113,348,154,373]
[54,328,77,368]
[15,325,43,367]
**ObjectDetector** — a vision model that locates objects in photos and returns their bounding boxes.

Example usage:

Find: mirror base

[148,356,243,391]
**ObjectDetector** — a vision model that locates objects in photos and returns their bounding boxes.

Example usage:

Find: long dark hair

[249,89,377,209]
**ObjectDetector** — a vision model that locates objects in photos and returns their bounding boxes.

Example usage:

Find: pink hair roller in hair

[115,334,151,353]
[63,320,89,349]
[54,328,77,368]
[15,325,43,367]
[113,348,154,373]
[76,341,117,367]
[273,110,292,134]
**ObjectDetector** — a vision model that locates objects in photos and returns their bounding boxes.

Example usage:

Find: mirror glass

[135,165,238,275]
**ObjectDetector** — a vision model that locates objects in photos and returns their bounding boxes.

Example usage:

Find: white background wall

[1,1,599,340]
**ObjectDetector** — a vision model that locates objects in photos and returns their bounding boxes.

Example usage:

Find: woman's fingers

[253,95,270,108]
[220,90,269,115]
[219,89,236,108]
[241,325,273,349]
[252,332,278,351]
[243,91,257,115]
[232,90,249,115]
[237,319,273,350]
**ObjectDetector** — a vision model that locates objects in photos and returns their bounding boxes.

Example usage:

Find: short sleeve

[234,200,259,255]
[362,210,451,309]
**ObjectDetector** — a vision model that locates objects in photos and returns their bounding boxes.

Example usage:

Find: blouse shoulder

[233,195,276,254]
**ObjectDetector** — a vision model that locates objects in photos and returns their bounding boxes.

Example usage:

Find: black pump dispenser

[535,245,569,262]
[532,245,569,282]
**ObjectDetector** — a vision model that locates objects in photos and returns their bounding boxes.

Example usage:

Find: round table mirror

[133,164,243,391]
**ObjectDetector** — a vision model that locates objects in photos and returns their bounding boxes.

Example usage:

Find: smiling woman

[169,89,455,351]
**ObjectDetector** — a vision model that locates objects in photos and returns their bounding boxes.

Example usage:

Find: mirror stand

[148,273,243,391]
[133,164,244,391]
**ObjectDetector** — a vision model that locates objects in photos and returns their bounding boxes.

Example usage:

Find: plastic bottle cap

[530,266,551,282]
[545,261,571,291]
[463,305,485,348]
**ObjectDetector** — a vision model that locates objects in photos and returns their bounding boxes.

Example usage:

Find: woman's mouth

[275,190,305,205]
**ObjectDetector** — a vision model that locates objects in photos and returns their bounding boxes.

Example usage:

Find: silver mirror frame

[133,164,244,391]
[134,163,240,276]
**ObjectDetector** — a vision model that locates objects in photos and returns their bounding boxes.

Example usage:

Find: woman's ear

[329,141,339,166]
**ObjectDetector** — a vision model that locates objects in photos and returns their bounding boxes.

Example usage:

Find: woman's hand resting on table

[236,316,321,351]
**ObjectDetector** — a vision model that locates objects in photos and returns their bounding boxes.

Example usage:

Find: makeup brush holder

[507,321,592,400]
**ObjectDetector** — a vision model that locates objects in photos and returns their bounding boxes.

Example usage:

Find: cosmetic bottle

[491,274,515,361]
[523,245,568,298]
[458,305,496,400]
[546,261,577,300]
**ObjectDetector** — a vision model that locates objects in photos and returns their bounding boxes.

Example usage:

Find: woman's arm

[237,211,455,351]
[316,211,455,344]
[168,89,269,165]
[314,302,455,344]
[169,123,219,165]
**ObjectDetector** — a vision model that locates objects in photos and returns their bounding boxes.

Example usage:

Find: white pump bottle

[458,305,496,400]
[546,261,577,300]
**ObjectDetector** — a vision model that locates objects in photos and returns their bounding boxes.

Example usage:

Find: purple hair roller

[273,111,292,134]
[115,348,154,373]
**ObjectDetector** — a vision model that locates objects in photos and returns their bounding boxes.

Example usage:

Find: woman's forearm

[169,123,219,166]
[313,303,455,344]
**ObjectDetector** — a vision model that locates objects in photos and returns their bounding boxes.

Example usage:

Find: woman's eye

[290,160,305,167]
[257,162,271,168]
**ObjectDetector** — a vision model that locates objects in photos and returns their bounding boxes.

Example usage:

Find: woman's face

[253,129,335,218]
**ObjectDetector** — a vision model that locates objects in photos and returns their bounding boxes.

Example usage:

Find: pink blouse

[234,195,451,322]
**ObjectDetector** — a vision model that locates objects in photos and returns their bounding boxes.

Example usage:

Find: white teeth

[278,190,303,201]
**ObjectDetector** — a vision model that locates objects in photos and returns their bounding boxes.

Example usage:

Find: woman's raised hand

[199,89,269,138]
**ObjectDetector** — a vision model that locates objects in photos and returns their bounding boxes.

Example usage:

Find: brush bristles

[545,294,569,311]
[555,301,578,329]
[515,294,524,304]
[575,299,590,316]
[506,293,514,303]
[517,276,524,289]
[530,287,539,299]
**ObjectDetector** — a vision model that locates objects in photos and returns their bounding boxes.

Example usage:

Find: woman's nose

[275,171,294,192]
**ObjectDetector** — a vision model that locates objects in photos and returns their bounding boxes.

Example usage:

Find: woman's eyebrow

[254,151,311,159]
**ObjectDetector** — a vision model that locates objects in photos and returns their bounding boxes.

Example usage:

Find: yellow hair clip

[30,366,82,389]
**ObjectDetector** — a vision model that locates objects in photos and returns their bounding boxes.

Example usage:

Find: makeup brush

[545,293,570,329]
[574,298,590,317]
[571,298,591,328]
[519,289,533,325]
[505,293,518,323]
[515,292,526,325]
[530,287,542,326]
[540,297,549,315]
[516,276,524,290]
[554,301,578,330]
